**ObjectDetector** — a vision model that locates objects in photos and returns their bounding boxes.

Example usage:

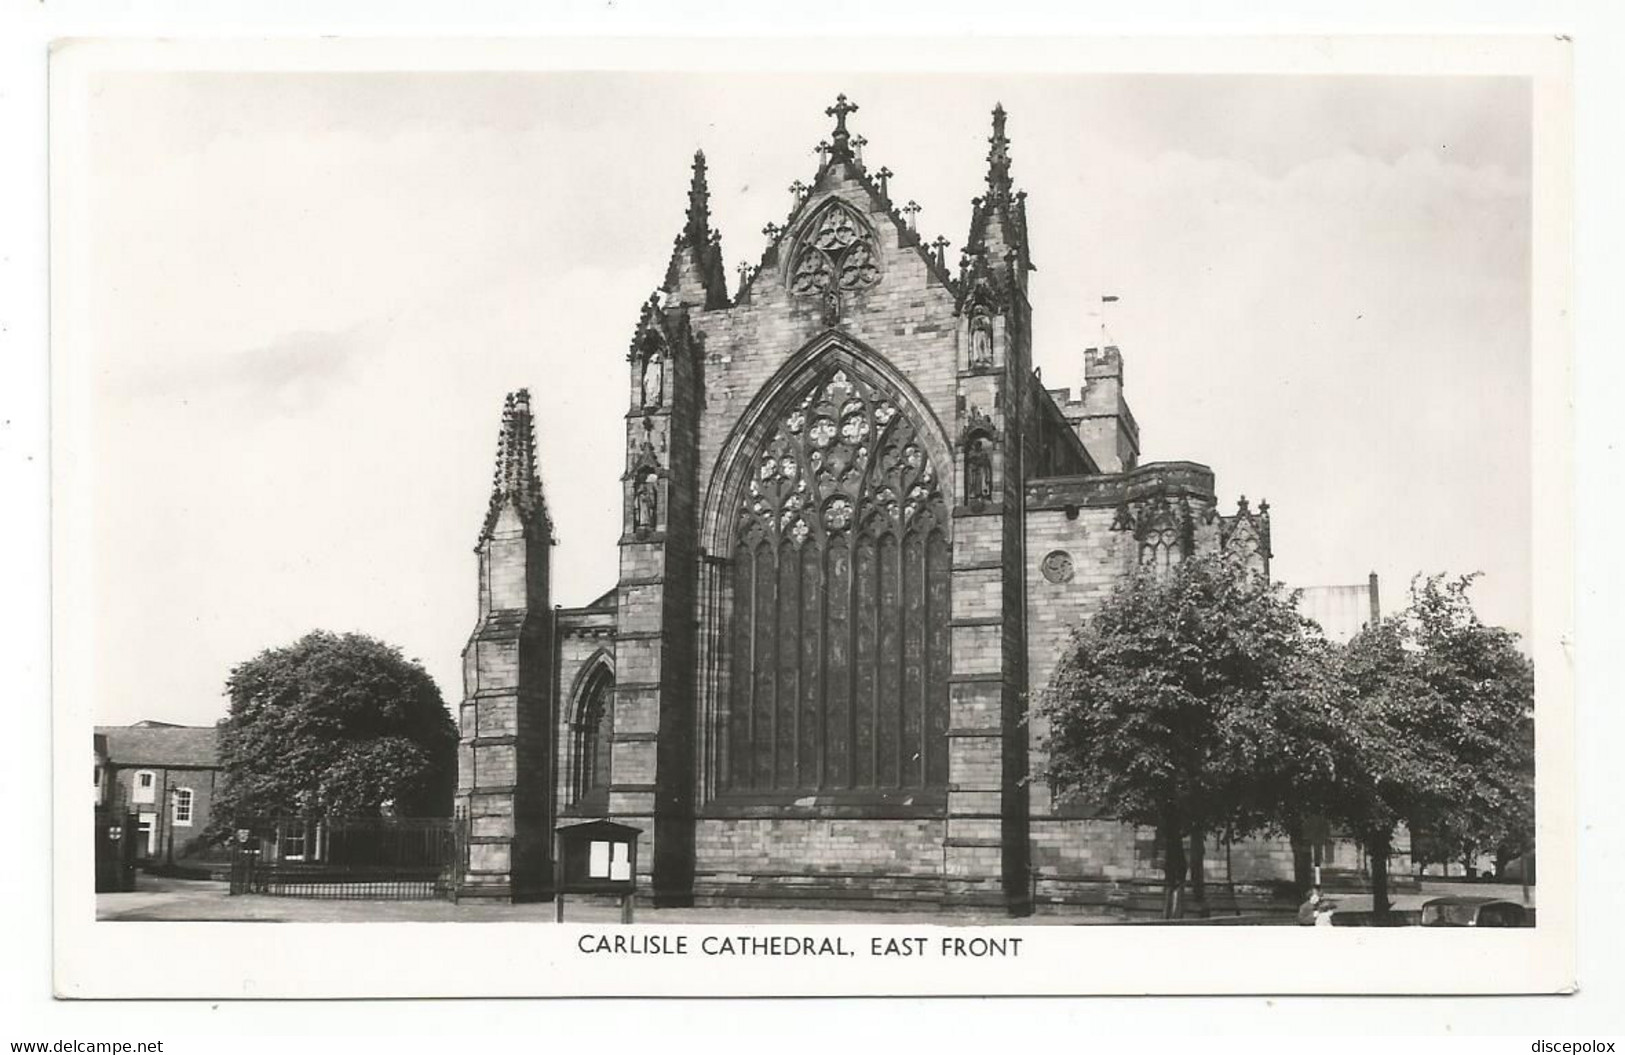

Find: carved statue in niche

[968,311,993,369]
[641,349,665,408]
[965,436,993,503]
[633,472,659,535]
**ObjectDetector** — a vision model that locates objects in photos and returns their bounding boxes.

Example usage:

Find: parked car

[1419,896,1531,927]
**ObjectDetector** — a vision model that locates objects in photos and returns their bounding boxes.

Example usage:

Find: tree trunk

[1160,821,1188,920]
[1368,829,1392,917]
[1287,817,1314,900]
[1188,830,1208,918]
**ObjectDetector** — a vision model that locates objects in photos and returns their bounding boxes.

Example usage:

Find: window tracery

[726,369,950,795]
[788,202,882,304]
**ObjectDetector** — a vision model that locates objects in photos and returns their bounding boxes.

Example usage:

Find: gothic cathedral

[455,97,1275,914]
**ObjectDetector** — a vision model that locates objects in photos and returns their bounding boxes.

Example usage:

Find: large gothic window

[725,369,951,796]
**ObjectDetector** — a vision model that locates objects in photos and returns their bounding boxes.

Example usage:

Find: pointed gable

[735,94,956,317]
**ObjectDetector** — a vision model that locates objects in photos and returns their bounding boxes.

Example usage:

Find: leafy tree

[213,631,458,826]
[1039,551,1330,918]
[1217,633,1349,896]
[1330,574,1534,913]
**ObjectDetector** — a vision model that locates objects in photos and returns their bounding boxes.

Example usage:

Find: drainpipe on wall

[549,603,562,837]
[160,769,173,871]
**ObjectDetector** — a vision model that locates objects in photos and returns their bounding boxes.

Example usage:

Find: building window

[133,770,157,804]
[571,663,615,808]
[1135,497,1189,575]
[279,822,308,862]
[172,787,194,827]
[137,813,157,856]
[725,368,951,795]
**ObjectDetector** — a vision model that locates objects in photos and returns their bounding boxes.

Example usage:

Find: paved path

[97,875,1532,925]
[97,877,1110,925]
[1313,881,1535,916]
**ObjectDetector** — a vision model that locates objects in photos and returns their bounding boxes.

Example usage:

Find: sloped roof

[94,724,220,769]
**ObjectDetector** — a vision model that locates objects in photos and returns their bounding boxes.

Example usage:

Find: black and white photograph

[42,35,1575,999]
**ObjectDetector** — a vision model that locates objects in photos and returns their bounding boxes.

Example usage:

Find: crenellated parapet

[1026,460,1215,513]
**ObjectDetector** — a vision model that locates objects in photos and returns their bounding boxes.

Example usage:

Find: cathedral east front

[454,97,1278,915]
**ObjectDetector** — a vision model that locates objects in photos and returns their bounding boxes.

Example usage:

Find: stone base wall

[690,816,1012,908]
[695,817,945,874]
[677,815,1317,914]
[1030,817,1144,880]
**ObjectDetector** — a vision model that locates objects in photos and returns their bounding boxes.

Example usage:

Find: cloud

[118,327,371,415]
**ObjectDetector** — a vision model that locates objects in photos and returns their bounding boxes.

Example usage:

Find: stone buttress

[456,390,555,900]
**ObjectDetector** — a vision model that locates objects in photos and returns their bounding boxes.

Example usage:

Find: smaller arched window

[1137,499,1186,574]
[571,662,615,809]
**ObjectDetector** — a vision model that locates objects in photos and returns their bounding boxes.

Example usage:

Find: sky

[79,71,1532,727]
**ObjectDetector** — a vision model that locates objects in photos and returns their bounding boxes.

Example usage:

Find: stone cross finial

[789,180,808,210]
[931,235,950,271]
[852,134,867,164]
[876,166,893,201]
[762,221,783,241]
[825,93,859,158]
[827,93,859,129]
[815,140,830,164]
[737,261,756,286]
[902,200,921,231]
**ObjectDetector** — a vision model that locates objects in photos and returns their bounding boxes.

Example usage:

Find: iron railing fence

[227,815,466,901]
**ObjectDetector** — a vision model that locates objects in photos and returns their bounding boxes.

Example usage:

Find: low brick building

[455,97,1288,913]
[95,720,222,866]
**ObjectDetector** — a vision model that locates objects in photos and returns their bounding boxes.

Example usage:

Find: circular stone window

[1040,550,1075,584]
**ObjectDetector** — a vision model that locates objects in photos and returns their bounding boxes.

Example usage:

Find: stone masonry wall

[1023,503,1135,816]
[552,609,616,815]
